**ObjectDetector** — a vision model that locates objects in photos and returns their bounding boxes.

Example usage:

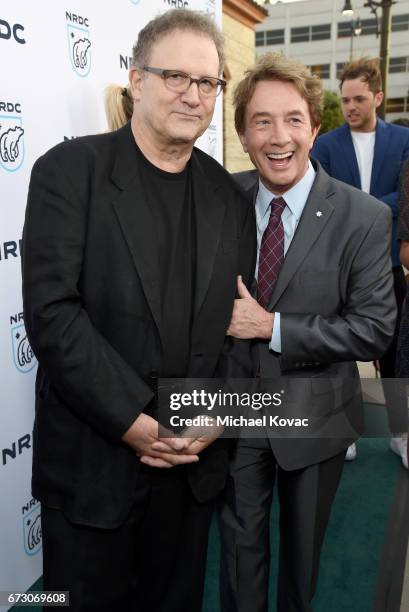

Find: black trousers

[41,466,214,612]
[219,438,346,612]
[380,266,407,435]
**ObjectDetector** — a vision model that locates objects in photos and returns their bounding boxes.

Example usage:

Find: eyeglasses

[142,66,226,97]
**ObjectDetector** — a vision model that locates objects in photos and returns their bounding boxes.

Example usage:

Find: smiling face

[239,80,319,195]
[129,29,219,148]
[340,78,383,132]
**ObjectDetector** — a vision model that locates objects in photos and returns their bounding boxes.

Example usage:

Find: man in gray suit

[219,53,396,612]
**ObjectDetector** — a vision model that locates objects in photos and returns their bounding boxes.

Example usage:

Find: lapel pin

[316,210,323,217]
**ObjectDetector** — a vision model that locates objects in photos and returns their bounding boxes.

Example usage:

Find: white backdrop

[0,0,222,606]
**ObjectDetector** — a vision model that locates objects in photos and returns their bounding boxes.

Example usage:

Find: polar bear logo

[26,515,42,552]
[17,333,35,369]
[0,125,24,163]
[73,38,91,70]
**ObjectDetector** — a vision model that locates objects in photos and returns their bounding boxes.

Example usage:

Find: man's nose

[268,122,291,147]
[180,82,201,106]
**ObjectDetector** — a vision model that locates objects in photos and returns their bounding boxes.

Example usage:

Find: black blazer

[22,123,256,528]
[233,163,396,470]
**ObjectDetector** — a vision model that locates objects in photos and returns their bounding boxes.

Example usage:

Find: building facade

[223,0,267,172]
[255,0,409,120]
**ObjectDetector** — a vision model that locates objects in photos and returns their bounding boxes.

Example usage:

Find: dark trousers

[41,467,214,612]
[219,438,346,612]
[380,266,407,435]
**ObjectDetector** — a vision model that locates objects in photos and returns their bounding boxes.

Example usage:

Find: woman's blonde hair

[104,84,133,132]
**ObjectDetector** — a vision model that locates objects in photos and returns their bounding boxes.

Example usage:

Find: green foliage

[319,90,344,135]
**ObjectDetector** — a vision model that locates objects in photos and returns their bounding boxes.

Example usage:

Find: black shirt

[135,143,195,377]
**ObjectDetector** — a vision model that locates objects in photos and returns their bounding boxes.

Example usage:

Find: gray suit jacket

[233,160,396,470]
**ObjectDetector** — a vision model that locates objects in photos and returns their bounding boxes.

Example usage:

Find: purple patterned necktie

[257,197,286,309]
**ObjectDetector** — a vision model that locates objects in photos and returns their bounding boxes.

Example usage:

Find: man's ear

[129,68,143,101]
[238,131,248,153]
[374,90,384,109]
[312,123,321,143]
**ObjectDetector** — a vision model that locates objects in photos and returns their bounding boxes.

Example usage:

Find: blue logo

[0,115,24,172]
[11,323,37,374]
[67,21,91,77]
[130,0,141,4]
[22,504,42,556]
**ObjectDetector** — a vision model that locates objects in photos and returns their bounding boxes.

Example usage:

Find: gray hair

[132,9,225,74]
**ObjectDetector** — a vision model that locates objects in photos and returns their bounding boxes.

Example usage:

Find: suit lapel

[246,183,258,297]
[248,182,258,207]
[268,165,335,309]
[338,124,361,188]
[370,119,388,194]
[191,150,226,317]
[110,124,162,336]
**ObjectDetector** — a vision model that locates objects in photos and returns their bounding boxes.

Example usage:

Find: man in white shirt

[312,57,409,466]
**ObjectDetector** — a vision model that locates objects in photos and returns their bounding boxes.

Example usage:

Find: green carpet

[12,439,401,611]
[203,438,402,612]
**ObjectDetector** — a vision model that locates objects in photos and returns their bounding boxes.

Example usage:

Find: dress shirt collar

[256,160,316,221]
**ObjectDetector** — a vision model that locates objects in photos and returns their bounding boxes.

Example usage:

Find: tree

[319,90,344,135]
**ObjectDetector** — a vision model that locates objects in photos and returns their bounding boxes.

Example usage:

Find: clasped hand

[122,412,221,469]
[122,276,268,468]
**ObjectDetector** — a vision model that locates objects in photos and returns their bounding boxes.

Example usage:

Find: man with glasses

[22,9,255,611]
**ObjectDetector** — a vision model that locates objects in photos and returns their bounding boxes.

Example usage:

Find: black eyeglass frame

[141,66,226,97]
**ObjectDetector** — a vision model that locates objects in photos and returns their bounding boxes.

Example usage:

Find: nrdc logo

[0,102,24,172]
[0,19,25,44]
[10,317,37,374]
[163,1,189,8]
[22,500,42,556]
[66,12,91,77]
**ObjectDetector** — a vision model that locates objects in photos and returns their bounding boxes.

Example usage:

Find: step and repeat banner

[0,0,221,605]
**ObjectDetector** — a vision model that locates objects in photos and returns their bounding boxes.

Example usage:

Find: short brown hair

[233,52,323,133]
[339,57,382,94]
[132,9,225,74]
